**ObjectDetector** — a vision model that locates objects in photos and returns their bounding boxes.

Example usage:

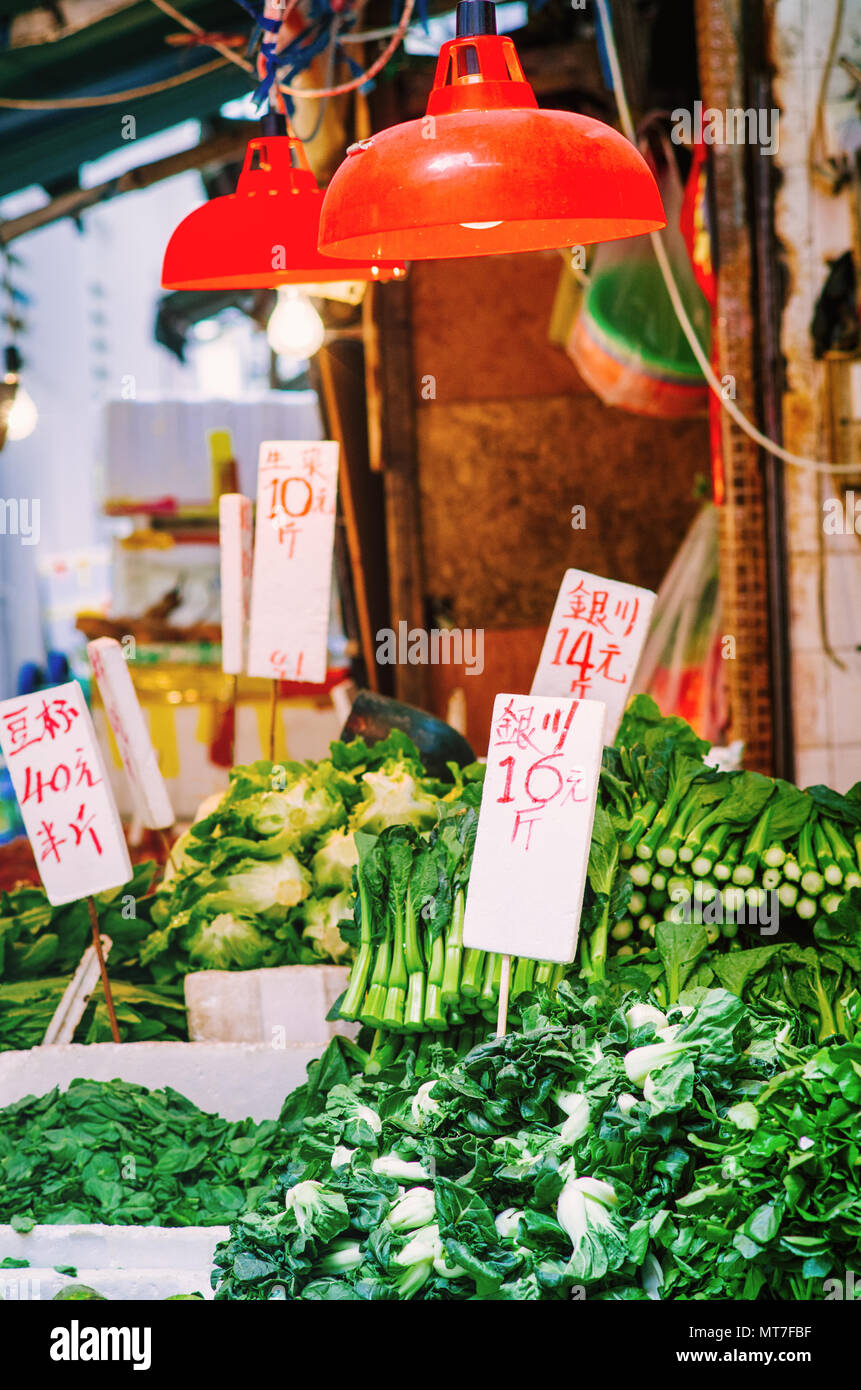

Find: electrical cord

[595,0,857,475]
[0,56,231,107]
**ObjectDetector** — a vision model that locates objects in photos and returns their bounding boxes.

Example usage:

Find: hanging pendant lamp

[162,113,406,291]
[319,0,666,262]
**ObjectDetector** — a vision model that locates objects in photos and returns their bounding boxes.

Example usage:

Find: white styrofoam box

[0,1042,327,1301]
[0,1226,227,1301]
[102,394,322,505]
[184,964,358,1045]
[3,1266,214,1301]
[0,1040,323,1122]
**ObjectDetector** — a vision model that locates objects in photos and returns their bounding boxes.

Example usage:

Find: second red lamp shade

[161,114,406,291]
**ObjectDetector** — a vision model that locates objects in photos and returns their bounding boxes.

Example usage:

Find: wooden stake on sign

[230,672,239,765]
[496,954,512,1037]
[43,935,114,1046]
[268,679,279,761]
[87,896,121,1044]
[157,826,176,875]
[218,493,253,763]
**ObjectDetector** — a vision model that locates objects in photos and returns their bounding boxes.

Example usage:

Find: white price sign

[219,493,253,676]
[247,440,339,684]
[531,569,655,741]
[0,681,132,905]
[463,693,605,964]
[88,637,174,830]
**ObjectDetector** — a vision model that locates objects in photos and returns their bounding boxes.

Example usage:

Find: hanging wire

[0,0,416,111]
[595,0,858,475]
[288,15,339,142]
[272,0,415,99]
[149,0,255,71]
[0,56,231,108]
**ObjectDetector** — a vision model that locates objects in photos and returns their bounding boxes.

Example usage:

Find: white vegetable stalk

[495,1208,525,1239]
[330,1145,355,1169]
[617,1092,639,1116]
[388,1186,436,1231]
[556,1174,618,1251]
[625,1003,669,1032]
[624,1029,685,1090]
[395,1222,442,1267]
[410,1081,443,1126]
[372,1154,431,1183]
[355,1103,383,1135]
[318,1240,363,1275]
[554,1091,590,1144]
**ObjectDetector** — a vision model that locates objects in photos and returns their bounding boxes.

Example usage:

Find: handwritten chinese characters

[0,681,132,905]
[531,569,656,742]
[463,693,605,964]
[247,440,340,684]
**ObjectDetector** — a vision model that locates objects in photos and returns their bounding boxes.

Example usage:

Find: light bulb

[266,290,326,360]
[4,383,38,441]
[459,221,503,230]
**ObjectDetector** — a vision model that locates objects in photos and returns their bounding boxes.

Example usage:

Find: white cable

[596,0,857,475]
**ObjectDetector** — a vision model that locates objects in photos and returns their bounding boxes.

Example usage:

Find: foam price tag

[0,681,132,905]
[247,441,339,684]
[531,569,656,741]
[88,637,174,830]
[463,693,605,964]
[219,493,253,676]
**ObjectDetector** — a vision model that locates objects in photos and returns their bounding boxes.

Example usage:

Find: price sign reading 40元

[531,568,656,742]
[463,693,606,965]
[0,681,132,905]
[247,440,340,685]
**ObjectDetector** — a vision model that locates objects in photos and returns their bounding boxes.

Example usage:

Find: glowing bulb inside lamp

[266,289,326,360]
[460,221,503,230]
[4,383,38,441]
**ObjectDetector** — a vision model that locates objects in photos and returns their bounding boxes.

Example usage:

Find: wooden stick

[268,679,279,761]
[156,826,177,878]
[43,935,114,1047]
[230,672,239,766]
[496,953,511,1038]
[87,896,121,1044]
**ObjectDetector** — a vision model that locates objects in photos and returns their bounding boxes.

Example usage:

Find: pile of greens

[0,863,187,1054]
[578,696,861,1033]
[142,732,471,977]
[0,1077,299,1227]
[213,978,861,1301]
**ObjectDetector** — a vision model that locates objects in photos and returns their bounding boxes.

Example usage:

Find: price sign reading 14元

[531,568,655,741]
[246,440,340,685]
[0,681,132,906]
[463,693,605,965]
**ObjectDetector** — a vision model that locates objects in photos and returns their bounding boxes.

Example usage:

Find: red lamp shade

[162,129,406,290]
[319,5,666,262]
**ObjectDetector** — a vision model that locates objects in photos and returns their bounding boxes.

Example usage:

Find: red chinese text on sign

[0,681,132,905]
[463,693,605,964]
[531,569,656,741]
[247,440,340,684]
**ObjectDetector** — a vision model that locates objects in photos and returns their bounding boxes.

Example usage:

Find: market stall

[0,0,858,1350]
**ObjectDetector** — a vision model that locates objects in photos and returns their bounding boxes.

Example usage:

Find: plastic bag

[632,503,727,743]
[567,127,711,419]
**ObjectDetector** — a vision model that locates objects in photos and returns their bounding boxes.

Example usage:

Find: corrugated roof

[0,0,251,197]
